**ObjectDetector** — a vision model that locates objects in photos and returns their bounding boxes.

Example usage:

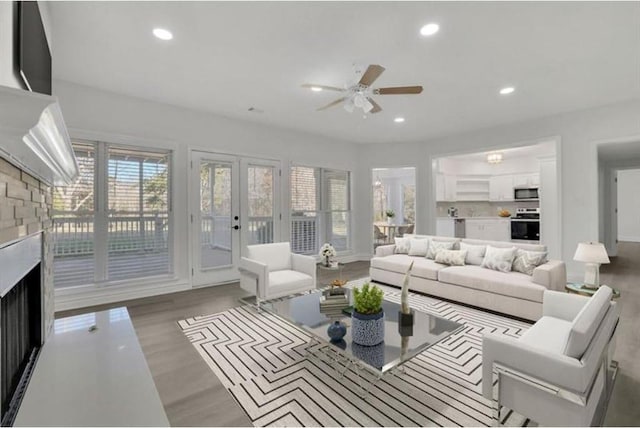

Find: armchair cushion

[543,290,589,321]
[246,242,292,272]
[519,316,573,354]
[268,270,314,297]
[564,286,613,358]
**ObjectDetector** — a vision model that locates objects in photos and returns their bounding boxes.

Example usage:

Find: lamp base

[583,262,601,289]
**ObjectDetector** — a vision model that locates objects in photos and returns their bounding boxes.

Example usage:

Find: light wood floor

[58,246,640,427]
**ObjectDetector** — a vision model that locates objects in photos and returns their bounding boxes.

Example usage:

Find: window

[52,142,172,288]
[52,142,96,288]
[402,184,415,224]
[290,166,351,254]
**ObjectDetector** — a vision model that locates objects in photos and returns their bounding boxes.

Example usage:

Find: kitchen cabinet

[436,218,455,237]
[489,175,514,201]
[464,218,511,241]
[436,174,457,202]
[513,173,540,188]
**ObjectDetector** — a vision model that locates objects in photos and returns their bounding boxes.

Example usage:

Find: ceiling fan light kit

[303,64,423,115]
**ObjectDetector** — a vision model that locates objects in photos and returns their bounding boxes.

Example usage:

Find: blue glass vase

[327,320,347,342]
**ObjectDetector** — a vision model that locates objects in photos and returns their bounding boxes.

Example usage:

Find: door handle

[233,225,241,230]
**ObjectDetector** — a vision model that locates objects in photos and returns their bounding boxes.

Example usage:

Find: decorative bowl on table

[331,279,347,287]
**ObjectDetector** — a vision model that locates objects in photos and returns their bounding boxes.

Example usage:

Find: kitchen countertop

[437,216,512,220]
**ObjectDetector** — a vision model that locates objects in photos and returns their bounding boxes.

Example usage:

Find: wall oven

[514,187,539,201]
[511,208,540,241]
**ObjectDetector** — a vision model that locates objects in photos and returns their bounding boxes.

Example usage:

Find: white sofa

[482,286,619,426]
[370,234,566,321]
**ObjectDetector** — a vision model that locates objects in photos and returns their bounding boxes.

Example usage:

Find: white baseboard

[55,280,190,312]
[617,235,640,243]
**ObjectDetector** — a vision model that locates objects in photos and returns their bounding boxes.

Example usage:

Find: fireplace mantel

[0,233,41,297]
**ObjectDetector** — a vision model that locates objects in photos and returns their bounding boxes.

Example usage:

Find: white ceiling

[49,2,640,144]
[445,141,557,163]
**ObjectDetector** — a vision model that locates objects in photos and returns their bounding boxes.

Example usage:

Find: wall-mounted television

[18,1,52,95]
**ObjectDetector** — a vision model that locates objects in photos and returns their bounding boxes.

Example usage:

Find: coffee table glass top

[262,289,464,374]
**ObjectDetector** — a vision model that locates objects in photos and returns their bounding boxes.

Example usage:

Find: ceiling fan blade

[317,97,347,111]
[376,86,423,95]
[301,84,345,92]
[358,64,386,87]
[367,97,382,113]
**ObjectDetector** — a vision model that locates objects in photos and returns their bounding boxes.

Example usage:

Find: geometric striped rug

[178,279,532,427]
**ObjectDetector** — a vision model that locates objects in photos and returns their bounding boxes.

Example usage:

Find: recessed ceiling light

[153,28,173,41]
[394,117,405,123]
[499,86,515,95]
[310,86,323,92]
[420,23,440,36]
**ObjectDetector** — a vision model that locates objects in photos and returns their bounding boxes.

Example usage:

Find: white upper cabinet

[436,174,457,202]
[489,175,514,201]
[513,173,540,188]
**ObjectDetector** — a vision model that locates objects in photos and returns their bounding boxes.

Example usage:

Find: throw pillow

[426,240,455,260]
[394,237,411,254]
[512,249,548,276]
[481,245,517,272]
[408,238,430,257]
[435,249,467,266]
[459,242,486,266]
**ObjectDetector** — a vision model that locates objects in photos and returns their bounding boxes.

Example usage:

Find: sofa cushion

[269,270,314,294]
[408,238,430,256]
[481,245,517,272]
[438,265,546,302]
[564,286,613,359]
[520,316,573,354]
[435,249,467,266]
[427,240,456,259]
[512,249,548,276]
[394,237,411,254]
[247,242,291,272]
[462,238,546,253]
[459,242,486,265]
[370,255,446,280]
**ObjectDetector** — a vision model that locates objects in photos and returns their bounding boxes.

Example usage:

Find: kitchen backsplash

[437,201,539,217]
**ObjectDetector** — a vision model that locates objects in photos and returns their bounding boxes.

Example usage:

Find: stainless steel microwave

[514,187,539,201]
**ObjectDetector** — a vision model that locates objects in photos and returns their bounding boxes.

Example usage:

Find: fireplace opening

[0,263,42,427]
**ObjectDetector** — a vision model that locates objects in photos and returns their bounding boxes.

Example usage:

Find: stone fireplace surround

[0,155,55,423]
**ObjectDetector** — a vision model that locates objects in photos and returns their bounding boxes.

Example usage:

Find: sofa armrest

[532,260,566,291]
[291,253,317,283]
[543,290,589,321]
[240,257,268,297]
[375,245,396,257]
[482,333,586,400]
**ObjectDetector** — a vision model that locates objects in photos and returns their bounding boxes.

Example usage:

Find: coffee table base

[303,336,405,398]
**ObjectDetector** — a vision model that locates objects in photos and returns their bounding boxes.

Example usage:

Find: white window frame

[289,164,352,255]
[53,139,174,288]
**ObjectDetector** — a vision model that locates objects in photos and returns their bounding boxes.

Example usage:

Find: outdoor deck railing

[52,214,320,256]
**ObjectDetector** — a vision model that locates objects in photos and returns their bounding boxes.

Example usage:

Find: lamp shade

[573,242,610,264]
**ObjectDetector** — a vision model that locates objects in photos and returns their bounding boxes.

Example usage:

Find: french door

[191,151,281,286]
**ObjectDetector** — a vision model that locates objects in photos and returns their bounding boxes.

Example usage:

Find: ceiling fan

[302,64,423,114]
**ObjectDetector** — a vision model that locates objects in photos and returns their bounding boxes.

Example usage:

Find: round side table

[318,262,345,287]
[565,282,620,299]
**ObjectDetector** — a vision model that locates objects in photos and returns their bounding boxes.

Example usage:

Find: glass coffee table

[261,289,463,397]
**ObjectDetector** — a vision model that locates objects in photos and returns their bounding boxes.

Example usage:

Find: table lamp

[573,242,610,289]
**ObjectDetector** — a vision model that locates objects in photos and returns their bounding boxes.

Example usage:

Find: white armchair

[482,286,619,426]
[239,242,316,305]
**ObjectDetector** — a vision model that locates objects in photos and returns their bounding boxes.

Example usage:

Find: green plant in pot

[385,209,395,225]
[351,283,385,346]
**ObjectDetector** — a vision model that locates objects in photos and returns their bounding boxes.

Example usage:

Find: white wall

[617,169,640,242]
[52,80,362,308]
[436,155,540,176]
[0,2,53,90]
[353,99,640,280]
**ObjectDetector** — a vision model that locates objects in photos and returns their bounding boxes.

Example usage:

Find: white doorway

[616,169,640,243]
[190,151,281,286]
